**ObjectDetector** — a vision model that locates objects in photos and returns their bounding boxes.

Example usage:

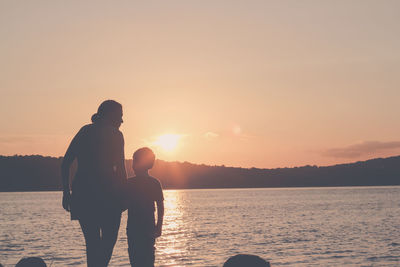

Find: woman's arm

[61,129,81,211]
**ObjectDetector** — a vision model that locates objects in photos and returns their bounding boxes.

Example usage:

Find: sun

[153,134,182,152]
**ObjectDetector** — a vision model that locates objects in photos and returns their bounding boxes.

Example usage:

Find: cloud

[322,141,400,158]
[204,132,219,139]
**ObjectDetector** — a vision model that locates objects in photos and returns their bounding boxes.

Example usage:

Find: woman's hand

[154,225,162,238]
[62,190,71,212]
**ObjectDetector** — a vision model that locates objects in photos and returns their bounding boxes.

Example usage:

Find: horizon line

[1,153,399,170]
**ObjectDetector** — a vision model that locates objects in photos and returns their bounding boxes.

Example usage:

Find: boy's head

[132,147,155,173]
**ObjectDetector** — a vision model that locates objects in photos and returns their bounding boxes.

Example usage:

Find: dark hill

[1,155,400,191]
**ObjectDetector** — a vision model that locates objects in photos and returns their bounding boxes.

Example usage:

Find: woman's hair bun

[91,113,100,123]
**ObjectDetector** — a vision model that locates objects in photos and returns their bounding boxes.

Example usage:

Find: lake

[1,187,399,266]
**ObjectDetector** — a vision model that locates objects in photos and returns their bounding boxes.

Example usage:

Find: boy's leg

[144,237,156,267]
[127,235,135,267]
[128,234,155,267]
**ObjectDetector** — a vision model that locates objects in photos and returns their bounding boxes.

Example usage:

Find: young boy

[125,147,164,267]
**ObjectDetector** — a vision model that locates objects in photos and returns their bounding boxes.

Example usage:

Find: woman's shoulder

[81,123,92,131]
[70,124,91,139]
[76,124,94,136]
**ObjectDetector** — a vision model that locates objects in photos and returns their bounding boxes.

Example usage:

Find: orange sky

[1,1,400,168]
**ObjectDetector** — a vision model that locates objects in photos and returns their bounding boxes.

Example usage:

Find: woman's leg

[100,212,121,266]
[79,219,103,267]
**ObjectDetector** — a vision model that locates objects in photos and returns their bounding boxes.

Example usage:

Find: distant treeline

[1,155,400,191]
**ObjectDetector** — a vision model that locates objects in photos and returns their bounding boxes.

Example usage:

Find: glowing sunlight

[153,134,182,153]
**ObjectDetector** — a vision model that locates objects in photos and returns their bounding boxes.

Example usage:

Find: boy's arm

[154,200,164,238]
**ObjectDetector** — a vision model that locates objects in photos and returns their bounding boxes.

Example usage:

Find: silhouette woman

[61,100,127,267]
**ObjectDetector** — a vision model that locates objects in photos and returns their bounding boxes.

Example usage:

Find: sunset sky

[1,1,400,168]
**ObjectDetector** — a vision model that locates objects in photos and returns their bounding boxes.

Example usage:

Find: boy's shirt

[126,175,164,235]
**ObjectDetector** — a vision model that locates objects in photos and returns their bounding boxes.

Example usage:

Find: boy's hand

[154,226,162,238]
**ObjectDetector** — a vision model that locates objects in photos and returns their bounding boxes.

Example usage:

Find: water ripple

[1,187,400,266]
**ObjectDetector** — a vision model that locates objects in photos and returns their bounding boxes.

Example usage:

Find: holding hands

[154,225,162,238]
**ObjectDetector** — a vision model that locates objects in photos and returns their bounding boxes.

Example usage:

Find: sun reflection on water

[155,190,188,266]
